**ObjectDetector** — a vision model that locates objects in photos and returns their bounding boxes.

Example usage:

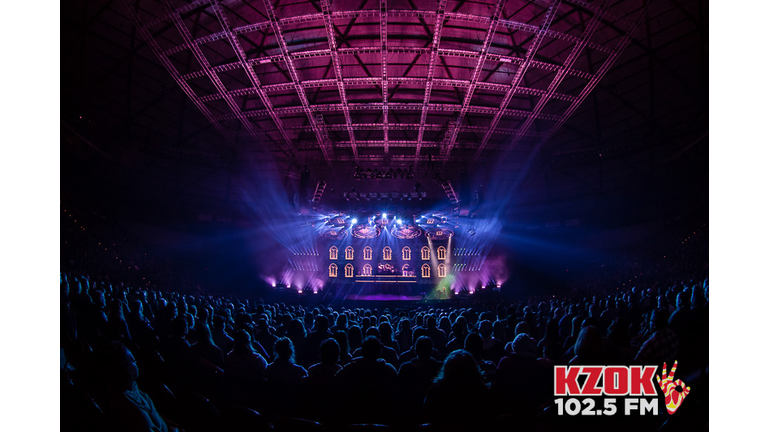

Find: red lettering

[604,367,629,395]
[555,366,581,395]
[580,367,603,395]
[630,366,657,396]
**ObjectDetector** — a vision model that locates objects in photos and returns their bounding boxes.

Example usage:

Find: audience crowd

[61,202,708,431]
[61,271,708,431]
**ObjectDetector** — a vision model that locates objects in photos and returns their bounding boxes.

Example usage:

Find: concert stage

[337,294,424,301]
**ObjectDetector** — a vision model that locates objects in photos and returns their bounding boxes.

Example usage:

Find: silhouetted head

[415,336,433,359]
[315,315,329,332]
[478,320,493,338]
[233,329,254,354]
[514,321,531,336]
[399,319,411,331]
[288,319,306,339]
[378,321,393,341]
[333,330,350,355]
[171,316,188,338]
[464,332,483,358]
[435,350,485,388]
[319,338,340,364]
[348,325,363,349]
[212,315,226,331]
[130,300,144,321]
[365,327,381,338]
[510,333,536,356]
[426,315,437,329]
[582,317,600,328]
[361,336,381,360]
[650,308,670,332]
[492,320,506,340]
[94,290,106,308]
[252,318,266,332]
[337,314,348,328]
[274,337,296,363]
[198,322,215,346]
[575,326,603,363]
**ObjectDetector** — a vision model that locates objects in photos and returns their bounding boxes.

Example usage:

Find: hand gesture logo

[656,360,691,414]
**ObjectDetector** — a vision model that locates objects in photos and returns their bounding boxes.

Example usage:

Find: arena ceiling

[61,0,708,225]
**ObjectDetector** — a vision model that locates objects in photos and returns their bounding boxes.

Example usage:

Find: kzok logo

[656,361,691,415]
[553,361,691,416]
[555,365,657,396]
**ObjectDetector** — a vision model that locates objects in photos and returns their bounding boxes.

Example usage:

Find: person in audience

[308,338,342,379]
[102,342,176,432]
[478,319,506,363]
[286,319,308,365]
[424,316,447,352]
[398,336,442,398]
[635,308,678,364]
[226,329,268,384]
[569,325,605,364]
[336,336,397,423]
[211,315,234,355]
[537,318,562,361]
[446,320,467,353]
[379,321,400,354]
[332,330,353,365]
[192,322,225,369]
[396,318,413,353]
[424,349,490,424]
[305,315,333,364]
[352,327,399,365]
[265,337,307,384]
[464,332,496,375]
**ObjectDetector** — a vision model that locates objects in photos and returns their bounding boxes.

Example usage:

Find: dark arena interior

[60,0,710,431]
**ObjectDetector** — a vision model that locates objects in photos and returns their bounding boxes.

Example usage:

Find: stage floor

[336,294,424,301]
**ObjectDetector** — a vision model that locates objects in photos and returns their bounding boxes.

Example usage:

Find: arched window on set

[383,246,392,260]
[329,246,338,260]
[437,263,447,278]
[421,263,431,278]
[363,263,372,276]
[437,246,447,260]
[345,246,354,260]
[329,263,338,277]
[363,246,373,260]
[421,246,430,260]
[402,246,411,260]
[345,263,354,278]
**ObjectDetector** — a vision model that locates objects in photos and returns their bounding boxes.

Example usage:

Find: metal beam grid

[208,0,297,157]
[544,2,655,142]
[262,0,334,164]
[500,0,610,156]
[213,103,562,122]
[471,0,562,160]
[174,46,595,80]
[415,0,447,157]
[154,9,615,56]
[380,0,389,154]
[440,0,505,160]
[321,0,357,159]
[194,71,580,103]
[161,0,263,144]
[122,0,228,139]
[233,124,544,139]
[130,0,642,162]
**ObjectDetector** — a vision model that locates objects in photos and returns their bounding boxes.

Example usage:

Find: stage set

[272,210,499,301]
